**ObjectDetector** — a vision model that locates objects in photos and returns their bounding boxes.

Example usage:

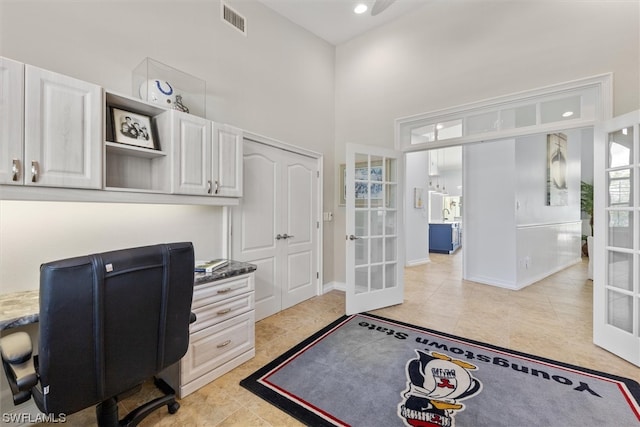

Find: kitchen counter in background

[429,222,461,254]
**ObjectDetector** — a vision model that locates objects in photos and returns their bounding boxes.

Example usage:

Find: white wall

[463,130,583,289]
[405,151,430,265]
[0,201,225,293]
[515,131,582,226]
[464,139,518,287]
[333,0,639,284]
[514,130,583,287]
[0,0,337,283]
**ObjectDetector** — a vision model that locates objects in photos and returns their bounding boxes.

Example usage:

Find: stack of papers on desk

[195,259,229,273]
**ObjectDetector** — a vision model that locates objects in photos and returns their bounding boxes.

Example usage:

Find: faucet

[442,208,450,219]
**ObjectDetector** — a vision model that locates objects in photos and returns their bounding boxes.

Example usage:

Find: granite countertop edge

[1,261,257,331]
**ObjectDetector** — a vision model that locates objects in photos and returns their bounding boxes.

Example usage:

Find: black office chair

[0,242,195,426]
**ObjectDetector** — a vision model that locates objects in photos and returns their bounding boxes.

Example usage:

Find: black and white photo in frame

[111,107,156,150]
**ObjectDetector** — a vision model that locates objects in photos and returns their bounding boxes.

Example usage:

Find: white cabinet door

[212,123,243,197]
[23,65,102,189]
[170,111,212,195]
[232,140,319,320]
[0,57,24,185]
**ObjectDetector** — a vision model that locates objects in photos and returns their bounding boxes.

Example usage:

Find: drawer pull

[31,161,39,182]
[217,287,232,294]
[217,308,232,315]
[11,159,20,181]
[217,340,232,348]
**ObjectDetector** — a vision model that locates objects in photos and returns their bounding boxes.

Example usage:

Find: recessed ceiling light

[562,111,574,118]
[354,3,368,14]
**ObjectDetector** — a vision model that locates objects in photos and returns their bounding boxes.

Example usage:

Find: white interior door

[593,110,640,366]
[346,143,404,315]
[233,140,280,320]
[232,140,319,321]
[281,150,319,309]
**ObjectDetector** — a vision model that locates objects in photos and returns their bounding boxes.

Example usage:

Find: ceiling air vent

[222,3,246,35]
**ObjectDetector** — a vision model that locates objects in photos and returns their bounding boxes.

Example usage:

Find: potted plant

[581,181,594,256]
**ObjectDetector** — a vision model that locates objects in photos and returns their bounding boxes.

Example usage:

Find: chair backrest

[33,242,194,415]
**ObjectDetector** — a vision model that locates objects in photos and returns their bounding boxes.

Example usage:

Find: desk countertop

[0,290,40,331]
[0,260,256,331]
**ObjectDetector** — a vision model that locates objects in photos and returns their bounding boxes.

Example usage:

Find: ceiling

[257,0,431,45]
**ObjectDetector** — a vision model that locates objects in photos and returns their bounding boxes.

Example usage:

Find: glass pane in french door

[604,124,638,333]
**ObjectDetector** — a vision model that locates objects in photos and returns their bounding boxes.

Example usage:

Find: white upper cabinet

[23,65,102,189]
[161,110,212,195]
[161,110,242,197]
[0,57,24,185]
[1,56,243,204]
[212,123,243,197]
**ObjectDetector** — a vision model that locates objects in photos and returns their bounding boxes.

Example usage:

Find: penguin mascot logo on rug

[398,350,483,427]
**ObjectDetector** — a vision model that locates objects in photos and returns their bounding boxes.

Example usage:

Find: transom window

[397,75,610,150]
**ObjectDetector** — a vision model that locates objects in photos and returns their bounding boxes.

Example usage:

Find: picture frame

[339,161,388,207]
[546,132,568,206]
[110,107,157,150]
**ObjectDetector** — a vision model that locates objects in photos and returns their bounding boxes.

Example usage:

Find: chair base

[96,378,180,427]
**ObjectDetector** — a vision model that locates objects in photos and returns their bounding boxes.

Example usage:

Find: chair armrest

[0,332,38,401]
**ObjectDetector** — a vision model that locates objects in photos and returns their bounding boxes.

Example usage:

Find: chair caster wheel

[168,401,180,414]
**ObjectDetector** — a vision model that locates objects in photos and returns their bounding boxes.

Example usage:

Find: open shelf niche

[104,91,171,193]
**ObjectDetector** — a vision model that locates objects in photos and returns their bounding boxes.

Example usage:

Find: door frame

[227,130,324,297]
[395,74,612,277]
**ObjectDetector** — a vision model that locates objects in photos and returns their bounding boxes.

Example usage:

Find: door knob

[348,234,361,240]
[276,234,283,240]
[282,234,294,239]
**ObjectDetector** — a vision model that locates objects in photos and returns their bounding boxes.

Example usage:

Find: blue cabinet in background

[429,222,461,254]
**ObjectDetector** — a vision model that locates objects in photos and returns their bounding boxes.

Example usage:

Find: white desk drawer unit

[160,263,256,398]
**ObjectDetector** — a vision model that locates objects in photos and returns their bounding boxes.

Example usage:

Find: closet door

[233,140,282,320]
[280,149,318,310]
[232,140,319,321]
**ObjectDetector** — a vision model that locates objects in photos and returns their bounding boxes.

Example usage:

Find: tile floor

[38,253,640,426]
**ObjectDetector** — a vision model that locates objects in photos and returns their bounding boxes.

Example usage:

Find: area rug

[240,313,640,427]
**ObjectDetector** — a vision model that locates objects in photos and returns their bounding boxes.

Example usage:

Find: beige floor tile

[33,253,640,426]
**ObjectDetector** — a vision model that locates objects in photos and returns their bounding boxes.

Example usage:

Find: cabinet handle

[31,161,39,183]
[217,308,232,315]
[216,287,232,294]
[207,180,212,194]
[11,159,20,181]
[217,340,232,348]
[214,180,220,194]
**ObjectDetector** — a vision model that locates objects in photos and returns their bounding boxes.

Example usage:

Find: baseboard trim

[406,258,430,267]
[323,281,345,293]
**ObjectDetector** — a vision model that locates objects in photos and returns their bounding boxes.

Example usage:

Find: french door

[345,144,404,315]
[593,110,640,366]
